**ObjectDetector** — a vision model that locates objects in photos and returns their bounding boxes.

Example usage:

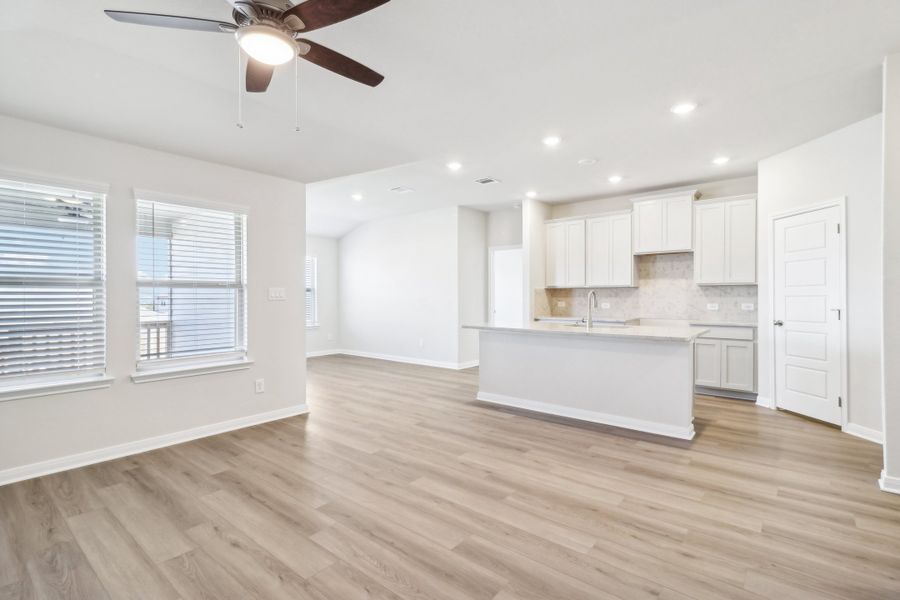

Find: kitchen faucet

[586,290,598,332]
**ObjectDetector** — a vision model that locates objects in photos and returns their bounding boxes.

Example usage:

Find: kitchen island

[464,322,707,440]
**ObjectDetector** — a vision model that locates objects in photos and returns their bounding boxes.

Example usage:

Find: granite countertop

[463,321,708,342]
[535,316,756,329]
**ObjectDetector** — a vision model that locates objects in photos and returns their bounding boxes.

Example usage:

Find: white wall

[881,55,900,491]
[550,176,758,219]
[306,235,340,356]
[339,206,461,367]
[522,199,550,320]
[0,115,307,481]
[487,207,523,247]
[758,114,884,436]
[458,208,487,366]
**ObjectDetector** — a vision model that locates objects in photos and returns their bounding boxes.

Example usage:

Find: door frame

[767,197,848,427]
[488,245,524,323]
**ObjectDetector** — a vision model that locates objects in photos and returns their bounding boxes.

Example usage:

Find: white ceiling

[1,1,898,237]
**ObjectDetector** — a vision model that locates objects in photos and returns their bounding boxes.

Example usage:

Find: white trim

[543,209,631,225]
[457,360,480,369]
[336,350,476,371]
[694,386,757,402]
[476,391,695,440]
[0,404,308,486]
[756,395,775,409]
[844,423,883,444]
[131,358,254,383]
[306,349,341,358]
[879,470,900,495]
[133,188,250,214]
[0,165,110,195]
[0,374,114,403]
[768,197,849,427]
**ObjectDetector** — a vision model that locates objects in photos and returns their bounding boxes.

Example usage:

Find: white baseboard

[695,386,757,402]
[843,423,884,444]
[879,470,900,495]
[0,404,309,487]
[306,350,341,358]
[336,350,477,371]
[476,391,695,440]
[755,395,775,409]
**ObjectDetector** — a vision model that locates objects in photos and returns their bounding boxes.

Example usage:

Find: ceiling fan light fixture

[236,25,296,66]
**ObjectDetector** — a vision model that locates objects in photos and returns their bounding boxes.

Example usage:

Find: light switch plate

[707,303,720,311]
[741,303,755,311]
[267,287,287,301]
[601,302,611,309]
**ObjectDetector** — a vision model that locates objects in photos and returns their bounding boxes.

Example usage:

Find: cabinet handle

[773,320,784,327]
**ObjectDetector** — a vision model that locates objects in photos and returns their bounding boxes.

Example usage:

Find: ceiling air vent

[475,177,502,185]
[389,186,415,194]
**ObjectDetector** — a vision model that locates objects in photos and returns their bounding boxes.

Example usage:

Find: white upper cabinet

[545,220,585,287]
[631,190,697,254]
[694,195,756,285]
[586,212,635,287]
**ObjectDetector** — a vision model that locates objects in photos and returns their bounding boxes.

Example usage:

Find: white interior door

[773,205,844,425]
[490,247,524,326]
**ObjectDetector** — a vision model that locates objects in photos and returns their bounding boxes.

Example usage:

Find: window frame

[0,172,111,400]
[305,255,318,328]
[132,191,250,377]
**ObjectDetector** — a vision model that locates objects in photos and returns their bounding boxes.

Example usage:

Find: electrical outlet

[254,378,265,394]
[556,300,566,308]
[741,303,755,311]
[326,333,334,341]
[267,287,287,301]
[418,338,425,349]
[601,302,611,309]
[707,303,720,311]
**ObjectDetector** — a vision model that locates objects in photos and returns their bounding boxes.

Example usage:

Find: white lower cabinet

[694,328,756,393]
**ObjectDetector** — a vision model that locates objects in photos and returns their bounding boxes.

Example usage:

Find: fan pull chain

[236,46,244,129]
[294,58,301,132]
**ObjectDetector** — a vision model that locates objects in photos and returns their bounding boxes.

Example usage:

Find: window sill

[0,374,114,403]
[131,358,254,384]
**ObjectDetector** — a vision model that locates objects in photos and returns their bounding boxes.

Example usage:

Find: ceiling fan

[104,0,389,93]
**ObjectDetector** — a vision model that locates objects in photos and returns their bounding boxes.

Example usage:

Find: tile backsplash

[540,253,758,324]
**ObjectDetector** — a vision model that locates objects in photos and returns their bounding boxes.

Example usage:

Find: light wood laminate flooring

[2,354,899,599]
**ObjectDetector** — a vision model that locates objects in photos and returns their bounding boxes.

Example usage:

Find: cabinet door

[694,339,721,387]
[720,340,755,392]
[725,198,756,283]
[545,223,566,287]
[663,195,693,251]
[565,220,586,287]
[633,200,663,254]
[586,216,611,287]
[694,203,726,284]
[609,214,634,286]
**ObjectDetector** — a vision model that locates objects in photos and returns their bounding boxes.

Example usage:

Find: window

[136,198,247,367]
[0,178,106,384]
[305,256,318,327]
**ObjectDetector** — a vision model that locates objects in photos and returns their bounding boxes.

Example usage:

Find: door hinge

[838,396,843,407]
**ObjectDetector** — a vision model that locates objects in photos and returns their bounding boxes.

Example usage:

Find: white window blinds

[305,256,317,327]
[0,178,106,381]
[137,199,247,365]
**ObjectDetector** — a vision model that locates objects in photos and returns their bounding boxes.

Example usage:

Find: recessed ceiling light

[542,135,562,148]
[525,191,538,199]
[446,161,462,172]
[712,156,730,166]
[351,193,364,201]
[577,158,598,166]
[670,102,697,116]
[608,175,623,184]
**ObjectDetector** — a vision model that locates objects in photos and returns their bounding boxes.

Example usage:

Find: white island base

[469,324,704,440]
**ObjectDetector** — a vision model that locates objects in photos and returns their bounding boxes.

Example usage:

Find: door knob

[774,320,784,327]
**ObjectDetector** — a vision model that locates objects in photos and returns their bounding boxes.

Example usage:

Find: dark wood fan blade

[246,58,276,93]
[104,10,233,33]
[297,39,384,87]
[282,0,390,32]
